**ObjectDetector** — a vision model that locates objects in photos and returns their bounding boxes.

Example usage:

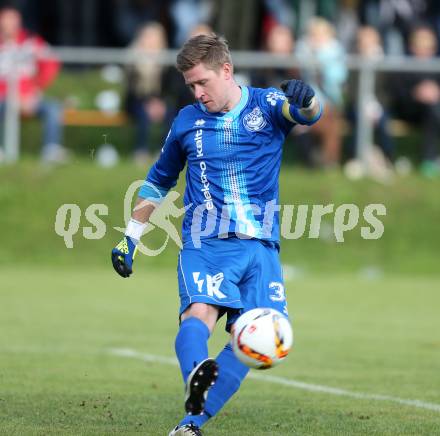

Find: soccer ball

[231,308,293,369]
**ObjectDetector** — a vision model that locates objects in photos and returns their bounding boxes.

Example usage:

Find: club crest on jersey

[243,106,267,132]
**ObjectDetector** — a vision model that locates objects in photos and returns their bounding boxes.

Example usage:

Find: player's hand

[280,79,315,108]
[111,236,138,278]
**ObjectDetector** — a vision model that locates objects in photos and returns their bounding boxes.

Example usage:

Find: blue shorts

[177,237,288,331]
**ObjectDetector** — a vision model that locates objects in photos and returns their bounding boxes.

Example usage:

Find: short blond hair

[308,17,336,39]
[176,33,232,72]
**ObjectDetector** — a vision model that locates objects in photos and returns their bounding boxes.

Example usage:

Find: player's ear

[223,62,233,80]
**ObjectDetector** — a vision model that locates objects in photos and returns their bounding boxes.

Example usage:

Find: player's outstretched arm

[111,197,156,278]
[280,79,322,125]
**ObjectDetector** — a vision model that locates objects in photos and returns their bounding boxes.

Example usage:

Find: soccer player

[112,33,321,435]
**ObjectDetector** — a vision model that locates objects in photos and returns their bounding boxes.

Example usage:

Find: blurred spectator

[346,26,395,163]
[125,22,172,164]
[295,17,348,167]
[334,0,360,52]
[390,25,440,177]
[251,23,297,89]
[188,22,213,39]
[293,0,339,38]
[112,0,171,46]
[169,0,214,47]
[262,0,295,29]
[0,5,67,163]
[266,23,295,55]
[359,0,430,55]
[162,23,213,110]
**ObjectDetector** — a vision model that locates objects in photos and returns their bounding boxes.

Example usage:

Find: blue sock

[179,410,211,428]
[175,317,210,383]
[179,342,249,428]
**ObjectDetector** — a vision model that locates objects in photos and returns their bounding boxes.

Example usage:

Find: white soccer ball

[231,308,293,370]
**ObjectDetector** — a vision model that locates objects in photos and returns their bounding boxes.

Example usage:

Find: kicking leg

[178,341,249,429]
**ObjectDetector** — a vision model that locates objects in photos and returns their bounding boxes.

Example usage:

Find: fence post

[355,62,376,164]
[3,47,20,163]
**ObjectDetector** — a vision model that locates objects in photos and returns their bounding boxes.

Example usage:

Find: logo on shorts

[193,272,226,299]
[243,107,267,132]
[269,282,285,302]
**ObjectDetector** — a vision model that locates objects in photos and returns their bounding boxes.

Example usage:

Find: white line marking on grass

[248,373,440,412]
[111,347,178,365]
[109,347,440,413]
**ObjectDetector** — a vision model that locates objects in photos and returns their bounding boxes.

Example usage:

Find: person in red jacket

[0,5,67,162]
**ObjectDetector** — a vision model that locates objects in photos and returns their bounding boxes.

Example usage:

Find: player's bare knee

[182,303,218,332]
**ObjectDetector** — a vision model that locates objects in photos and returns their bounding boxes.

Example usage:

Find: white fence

[2,46,440,163]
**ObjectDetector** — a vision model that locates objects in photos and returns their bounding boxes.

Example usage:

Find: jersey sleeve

[139,120,186,203]
[260,88,295,135]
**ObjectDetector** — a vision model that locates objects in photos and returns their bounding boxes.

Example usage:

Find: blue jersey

[139,86,296,245]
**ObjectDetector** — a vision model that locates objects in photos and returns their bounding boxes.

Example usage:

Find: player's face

[183,62,232,113]
[0,8,21,38]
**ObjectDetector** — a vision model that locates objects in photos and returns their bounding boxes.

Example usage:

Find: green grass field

[1,268,439,435]
[1,161,440,434]
[1,159,440,273]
